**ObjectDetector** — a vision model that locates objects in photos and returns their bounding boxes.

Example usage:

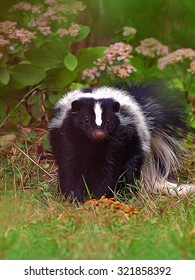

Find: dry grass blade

[13,143,54,180]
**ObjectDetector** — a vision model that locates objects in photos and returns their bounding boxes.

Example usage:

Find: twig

[13,143,54,179]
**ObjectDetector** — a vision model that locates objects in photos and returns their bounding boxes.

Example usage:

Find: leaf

[28,94,40,105]
[46,41,67,60]
[8,102,31,126]
[64,53,78,71]
[25,48,61,68]
[74,25,90,42]
[11,64,46,86]
[42,138,51,151]
[69,82,85,91]
[131,57,144,69]
[46,66,77,88]
[0,68,10,85]
[30,103,45,121]
[48,93,60,105]
[76,47,106,72]
[0,134,16,147]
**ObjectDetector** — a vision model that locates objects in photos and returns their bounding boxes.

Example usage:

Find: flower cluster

[57,23,81,38]
[109,64,136,78]
[136,38,169,58]
[10,1,33,12]
[82,67,101,80]
[0,1,86,59]
[0,20,36,56]
[10,0,85,37]
[188,59,195,74]
[122,26,137,37]
[82,42,136,80]
[157,48,195,70]
[97,42,133,68]
[13,28,36,44]
[10,0,85,15]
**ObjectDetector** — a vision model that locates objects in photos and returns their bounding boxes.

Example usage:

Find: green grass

[0,135,195,260]
[0,191,195,260]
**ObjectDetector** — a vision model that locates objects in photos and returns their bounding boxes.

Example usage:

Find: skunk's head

[70,98,120,141]
[48,86,151,153]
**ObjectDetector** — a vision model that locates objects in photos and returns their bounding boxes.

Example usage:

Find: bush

[0,0,195,128]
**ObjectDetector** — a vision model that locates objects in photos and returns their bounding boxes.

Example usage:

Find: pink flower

[68,23,80,37]
[111,64,136,78]
[82,42,136,80]
[82,67,100,80]
[44,7,56,17]
[44,0,57,5]
[8,0,86,42]
[96,42,133,68]
[0,37,10,47]
[72,1,86,13]
[10,1,32,12]
[187,59,195,74]
[13,28,36,44]
[0,21,17,35]
[57,28,69,37]
[31,4,43,14]
[9,45,15,51]
[122,26,137,37]
[38,26,51,35]
[136,38,169,58]
[158,48,195,70]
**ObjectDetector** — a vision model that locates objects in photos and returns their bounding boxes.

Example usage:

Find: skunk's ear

[71,100,80,114]
[113,101,120,113]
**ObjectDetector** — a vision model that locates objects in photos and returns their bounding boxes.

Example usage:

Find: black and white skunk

[49,83,195,202]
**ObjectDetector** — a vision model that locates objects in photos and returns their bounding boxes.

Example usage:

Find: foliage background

[0,0,195,130]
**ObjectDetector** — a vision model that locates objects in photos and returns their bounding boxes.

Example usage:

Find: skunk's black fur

[49,83,193,202]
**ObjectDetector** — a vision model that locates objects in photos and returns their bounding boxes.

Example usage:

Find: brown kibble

[109,197,115,201]
[84,197,138,217]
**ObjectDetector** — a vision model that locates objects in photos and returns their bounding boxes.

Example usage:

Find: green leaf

[11,64,46,86]
[48,93,60,105]
[69,82,85,91]
[64,53,78,71]
[76,47,106,72]
[46,66,77,88]
[30,103,45,121]
[25,48,61,68]
[42,138,51,151]
[28,94,40,105]
[131,57,144,69]
[46,41,68,60]
[190,118,195,128]
[0,68,10,85]
[74,25,90,42]
[8,103,31,126]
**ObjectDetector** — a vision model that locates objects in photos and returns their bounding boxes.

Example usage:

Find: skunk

[48,83,195,202]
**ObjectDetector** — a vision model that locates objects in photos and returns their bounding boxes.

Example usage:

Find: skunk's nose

[92,129,105,140]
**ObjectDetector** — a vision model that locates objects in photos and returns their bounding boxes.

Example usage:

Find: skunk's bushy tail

[119,82,191,194]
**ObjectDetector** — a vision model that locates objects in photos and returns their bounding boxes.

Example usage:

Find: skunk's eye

[85,117,89,123]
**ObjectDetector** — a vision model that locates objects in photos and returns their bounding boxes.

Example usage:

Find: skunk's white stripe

[94,102,102,126]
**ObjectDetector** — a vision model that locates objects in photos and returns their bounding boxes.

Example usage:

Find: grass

[0,191,195,260]
[0,129,195,260]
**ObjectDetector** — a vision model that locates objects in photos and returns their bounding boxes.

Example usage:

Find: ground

[0,128,194,260]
